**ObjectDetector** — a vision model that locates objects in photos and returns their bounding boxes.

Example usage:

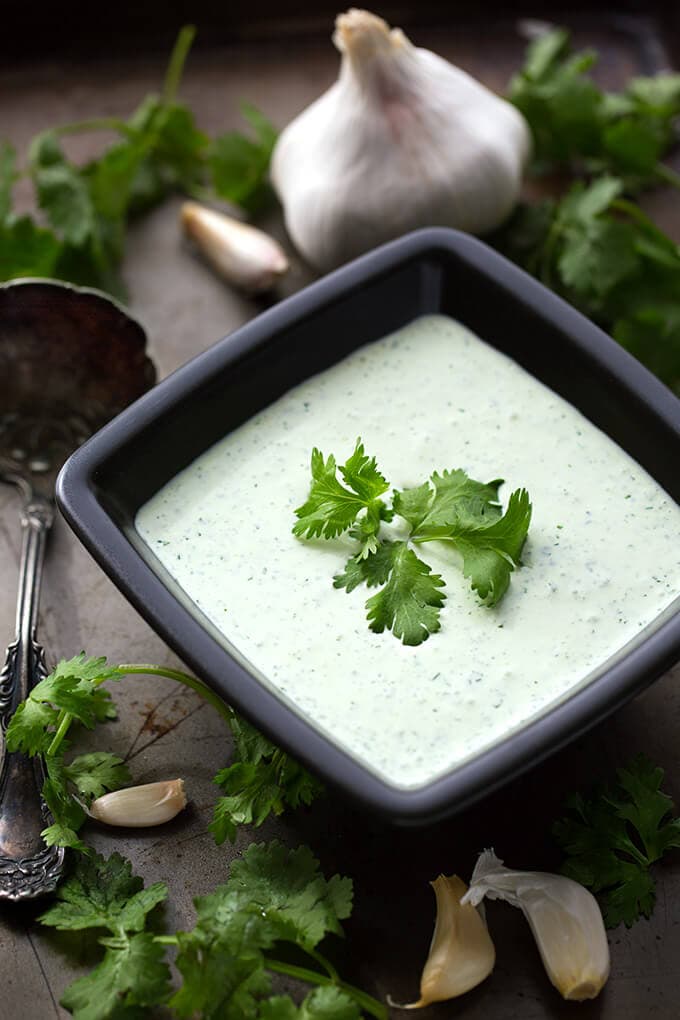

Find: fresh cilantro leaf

[51,653,121,684]
[211,715,323,844]
[297,448,530,640]
[553,754,680,927]
[64,752,131,802]
[259,988,361,1020]
[396,470,503,532]
[196,840,352,951]
[34,162,95,247]
[5,695,59,755]
[41,823,89,853]
[40,755,89,850]
[454,488,532,606]
[39,851,168,934]
[293,439,389,540]
[0,216,61,280]
[333,541,395,593]
[365,542,445,646]
[171,935,269,1019]
[209,103,278,213]
[509,28,680,185]
[60,933,171,1020]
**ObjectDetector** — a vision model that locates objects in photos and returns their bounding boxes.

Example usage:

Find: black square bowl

[56,228,680,825]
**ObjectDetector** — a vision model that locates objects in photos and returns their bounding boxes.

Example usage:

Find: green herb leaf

[171,936,269,1019]
[365,542,446,646]
[60,933,171,1020]
[39,851,168,934]
[453,487,532,606]
[293,439,389,541]
[196,840,352,951]
[5,694,59,755]
[64,752,131,802]
[553,754,680,926]
[396,470,503,532]
[259,988,362,1020]
[0,216,61,280]
[210,716,323,845]
[209,103,277,213]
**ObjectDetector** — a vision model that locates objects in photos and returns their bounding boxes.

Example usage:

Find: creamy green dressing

[136,315,680,789]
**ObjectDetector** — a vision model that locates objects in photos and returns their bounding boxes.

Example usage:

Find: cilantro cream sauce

[136,315,680,789]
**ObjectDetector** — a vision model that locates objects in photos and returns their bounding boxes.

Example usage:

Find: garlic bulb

[89,779,187,828]
[390,874,495,1008]
[271,8,530,272]
[180,202,289,293]
[462,850,610,1001]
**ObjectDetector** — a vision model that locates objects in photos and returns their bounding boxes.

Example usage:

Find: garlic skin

[180,202,289,293]
[462,850,610,1001]
[391,874,495,1008]
[89,779,187,828]
[271,9,530,272]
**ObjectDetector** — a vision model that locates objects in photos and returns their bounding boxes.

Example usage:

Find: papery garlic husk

[462,850,610,1001]
[390,874,495,1008]
[89,779,187,828]
[180,201,289,293]
[271,8,531,272]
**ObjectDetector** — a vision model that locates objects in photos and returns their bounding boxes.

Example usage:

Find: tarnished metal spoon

[0,279,155,900]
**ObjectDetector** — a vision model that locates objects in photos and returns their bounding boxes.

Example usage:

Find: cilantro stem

[115,664,234,728]
[264,958,388,1019]
[46,710,73,758]
[50,117,133,137]
[611,196,680,248]
[45,662,233,759]
[162,25,196,106]
[306,946,340,982]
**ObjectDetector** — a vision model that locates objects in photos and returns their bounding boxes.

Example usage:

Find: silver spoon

[0,279,155,900]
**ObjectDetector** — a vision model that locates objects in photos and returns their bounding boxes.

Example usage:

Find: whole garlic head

[271,8,531,272]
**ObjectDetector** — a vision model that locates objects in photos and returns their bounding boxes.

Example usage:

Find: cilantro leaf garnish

[365,542,446,646]
[293,439,391,541]
[295,440,532,644]
[553,754,680,927]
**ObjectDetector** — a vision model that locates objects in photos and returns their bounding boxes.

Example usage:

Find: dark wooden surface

[1,11,679,1020]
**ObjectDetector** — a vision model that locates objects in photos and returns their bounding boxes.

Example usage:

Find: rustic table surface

[1,12,679,1020]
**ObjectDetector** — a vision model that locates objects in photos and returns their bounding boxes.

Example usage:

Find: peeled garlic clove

[391,874,495,1008]
[462,850,609,1001]
[89,779,187,828]
[180,201,289,293]
[272,9,530,272]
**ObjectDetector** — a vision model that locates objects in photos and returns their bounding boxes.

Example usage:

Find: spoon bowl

[0,278,154,899]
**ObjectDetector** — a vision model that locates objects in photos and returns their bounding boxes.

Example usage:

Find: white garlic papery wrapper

[462,850,610,1001]
[271,8,531,272]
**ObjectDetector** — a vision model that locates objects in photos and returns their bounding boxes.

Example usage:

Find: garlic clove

[272,9,531,272]
[89,779,187,828]
[391,874,495,1008]
[462,850,610,1001]
[180,202,289,293]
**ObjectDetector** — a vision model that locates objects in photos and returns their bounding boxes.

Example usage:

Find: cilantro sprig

[553,754,680,928]
[294,439,532,645]
[0,26,277,297]
[495,28,680,394]
[6,654,322,852]
[39,842,385,1020]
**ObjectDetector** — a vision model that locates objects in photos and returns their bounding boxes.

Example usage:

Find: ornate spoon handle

[0,496,64,899]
